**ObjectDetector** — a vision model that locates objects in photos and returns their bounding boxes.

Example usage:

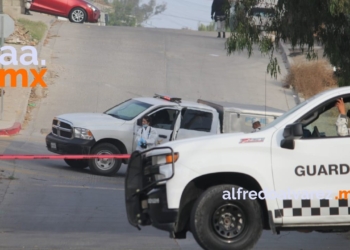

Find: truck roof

[133,97,217,113]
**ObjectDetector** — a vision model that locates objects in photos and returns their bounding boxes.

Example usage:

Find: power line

[144,15,189,28]
[161,16,189,28]
[169,4,208,14]
[168,1,210,14]
[167,19,188,28]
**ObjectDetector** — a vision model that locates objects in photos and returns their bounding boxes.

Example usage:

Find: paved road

[24,20,296,137]
[1,135,350,249]
[1,21,349,249]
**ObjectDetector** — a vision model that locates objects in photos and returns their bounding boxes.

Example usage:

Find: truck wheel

[64,159,88,169]
[190,185,263,250]
[89,143,122,176]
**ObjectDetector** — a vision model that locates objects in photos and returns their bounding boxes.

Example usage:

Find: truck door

[271,96,350,225]
[133,107,181,150]
[175,108,215,140]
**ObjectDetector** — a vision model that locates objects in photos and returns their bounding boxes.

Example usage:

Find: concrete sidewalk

[0,12,56,136]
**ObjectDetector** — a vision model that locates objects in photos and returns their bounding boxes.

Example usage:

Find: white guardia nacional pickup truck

[45,94,283,176]
[125,87,350,250]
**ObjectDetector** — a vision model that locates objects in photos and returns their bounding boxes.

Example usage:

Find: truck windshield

[104,99,152,121]
[260,100,309,131]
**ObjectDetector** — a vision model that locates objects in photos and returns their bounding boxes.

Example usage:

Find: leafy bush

[284,60,338,99]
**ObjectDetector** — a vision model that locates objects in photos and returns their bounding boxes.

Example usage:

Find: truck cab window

[302,98,350,138]
[180,110,213,132]
[150,109,178,130]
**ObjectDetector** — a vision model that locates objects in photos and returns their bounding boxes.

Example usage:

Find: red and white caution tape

[0,154,131,160]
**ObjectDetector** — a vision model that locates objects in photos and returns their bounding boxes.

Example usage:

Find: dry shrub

[284,59,338,99]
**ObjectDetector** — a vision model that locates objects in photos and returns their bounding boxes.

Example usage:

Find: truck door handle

[159,135,167,138]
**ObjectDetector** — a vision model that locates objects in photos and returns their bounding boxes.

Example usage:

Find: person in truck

[135,115,159,151]
[335,97,350,136]
[251,118,261,132]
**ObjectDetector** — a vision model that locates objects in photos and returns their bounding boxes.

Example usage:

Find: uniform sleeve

[135,128,142,145]
[336,114,349,136]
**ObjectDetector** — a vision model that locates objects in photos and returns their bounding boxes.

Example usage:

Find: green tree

[108,0,166,27]
[226,0,350,85]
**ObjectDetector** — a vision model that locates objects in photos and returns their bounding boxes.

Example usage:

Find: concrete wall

[3,0,24,16]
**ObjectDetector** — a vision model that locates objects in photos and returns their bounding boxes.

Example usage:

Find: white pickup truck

[45,94,283,176]
[125,87,350,250]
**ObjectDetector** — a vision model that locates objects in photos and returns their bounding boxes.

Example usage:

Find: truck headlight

[74,127,94,140]
[152,153,179,182]
[153,153,179,165]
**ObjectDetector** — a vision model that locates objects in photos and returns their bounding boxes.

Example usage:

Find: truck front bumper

[45,132,95,155]
[125,148,178,234]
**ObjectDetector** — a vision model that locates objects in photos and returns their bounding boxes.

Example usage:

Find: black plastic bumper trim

[45,132,95,155]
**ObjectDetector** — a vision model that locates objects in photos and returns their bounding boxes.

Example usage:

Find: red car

[30,0,100,23]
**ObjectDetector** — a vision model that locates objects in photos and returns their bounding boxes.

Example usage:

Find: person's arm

[336,114,349,136]
[335,98,349,136]
[211,0,216,18]
[135,128,142,146]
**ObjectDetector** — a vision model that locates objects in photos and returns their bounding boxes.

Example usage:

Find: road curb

[17,16,56,136]
[36,17,57,60]
[0,122,21,137]
[278,40,305,105]
[278,40,293,71]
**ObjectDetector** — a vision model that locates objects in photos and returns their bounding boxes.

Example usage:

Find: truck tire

[64,159,88,169]
[88,143,122,176]
[190,185,263,250]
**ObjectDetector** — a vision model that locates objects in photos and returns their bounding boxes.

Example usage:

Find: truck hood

[56,113,125,128]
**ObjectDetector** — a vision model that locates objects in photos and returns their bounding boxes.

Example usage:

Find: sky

[143,0,214,30]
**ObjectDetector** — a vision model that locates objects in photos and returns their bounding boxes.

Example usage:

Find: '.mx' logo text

[0,46,47,88]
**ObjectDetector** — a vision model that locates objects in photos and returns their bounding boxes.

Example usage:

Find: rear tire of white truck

[64,159,88,169]
[190,185,263,250]
[88,143,122,176]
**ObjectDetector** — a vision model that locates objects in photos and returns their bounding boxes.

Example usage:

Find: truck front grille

[143,157,155,186]
[52,119,73,139]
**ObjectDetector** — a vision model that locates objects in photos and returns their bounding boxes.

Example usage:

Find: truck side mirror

[283,123,303,138]
[281,123,303,150]
[137,118,142,126]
